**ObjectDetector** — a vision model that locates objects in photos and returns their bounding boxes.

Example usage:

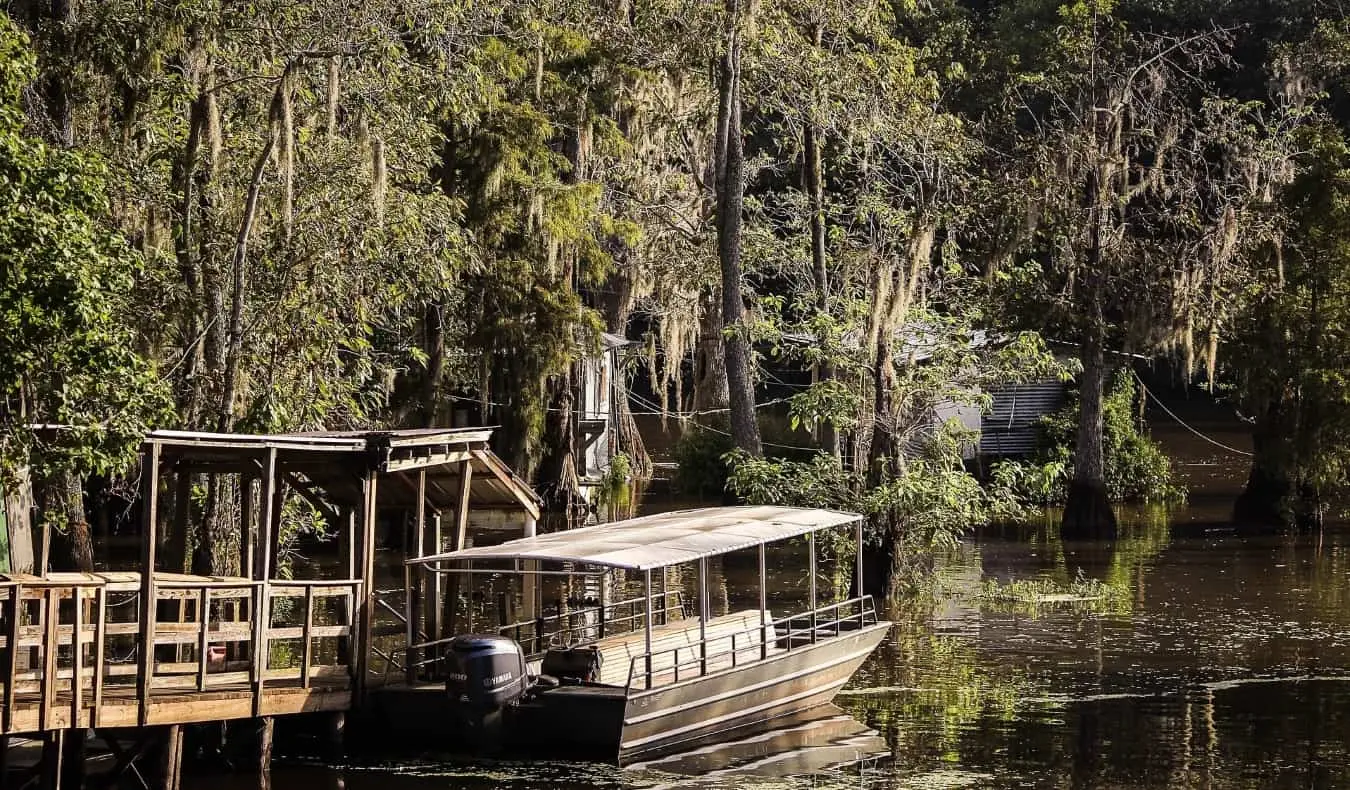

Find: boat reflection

[625,704,889,785]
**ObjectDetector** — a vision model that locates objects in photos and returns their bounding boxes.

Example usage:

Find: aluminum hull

[510,620,890,764]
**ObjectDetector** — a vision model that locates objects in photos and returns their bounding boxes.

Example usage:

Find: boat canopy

[407,506,862,572]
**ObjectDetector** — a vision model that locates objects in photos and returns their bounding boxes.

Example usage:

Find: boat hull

[615,620,891,764]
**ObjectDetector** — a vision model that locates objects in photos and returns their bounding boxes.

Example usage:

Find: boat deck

[586,609,776,687]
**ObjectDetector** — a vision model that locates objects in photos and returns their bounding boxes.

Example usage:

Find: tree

[0,13,168,569]
[981,0,1291,538]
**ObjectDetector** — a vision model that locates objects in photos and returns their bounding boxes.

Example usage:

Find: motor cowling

[446,634,529,710]
[445,634,527,752]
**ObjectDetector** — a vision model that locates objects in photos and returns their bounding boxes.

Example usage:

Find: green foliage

[0,13,168,480]
[1003,369,1182,505]
[671,426,735,498]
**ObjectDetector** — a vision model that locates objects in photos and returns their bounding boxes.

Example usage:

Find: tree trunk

[1233,400,1290,528]
[57,471,93,572]
[1061,324,1117,540]
[2,467,37,574]
[538,367,582,514]
[693,288,730,415]
[422,303,446,428]
[803,100,838,460]
[714,4,761,457]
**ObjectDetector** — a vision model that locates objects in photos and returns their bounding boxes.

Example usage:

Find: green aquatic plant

[973,572,1131,617]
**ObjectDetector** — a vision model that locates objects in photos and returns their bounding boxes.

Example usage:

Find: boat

[406,505,892,764]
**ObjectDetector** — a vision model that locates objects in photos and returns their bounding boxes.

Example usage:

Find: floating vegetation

[973,572,1131,616]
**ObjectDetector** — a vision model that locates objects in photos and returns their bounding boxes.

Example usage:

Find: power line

[1132,370,1252,458]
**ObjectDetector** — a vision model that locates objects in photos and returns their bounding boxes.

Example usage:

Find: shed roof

[143,427,540,518]
[409,506,861,572]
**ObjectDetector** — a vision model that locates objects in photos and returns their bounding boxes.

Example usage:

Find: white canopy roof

[408,506,862,572]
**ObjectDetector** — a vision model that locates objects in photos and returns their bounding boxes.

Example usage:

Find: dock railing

[623,595,879,692]
[0,573,362,734]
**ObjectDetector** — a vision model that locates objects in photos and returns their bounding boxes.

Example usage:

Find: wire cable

[1132,370,1252,458]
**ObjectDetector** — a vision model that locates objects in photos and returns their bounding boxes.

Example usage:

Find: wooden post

[257,717,275,777]
[92,586,107,728]
[326,711,346,763]
[301,584,314,688]
[71,585,84,725]
[39,729,63,790]
[355,472,378,700]
[1,586,18,733]
[252,448,278,718]
[40,587,58,731]
[158,724,184,790]
[137,440,162,727]
[61,728,85,789]
[426,510,442,648]
[240,473,255,580]
[406,469,427,683]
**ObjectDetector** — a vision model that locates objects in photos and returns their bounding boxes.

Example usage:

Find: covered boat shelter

[137,427,542,696]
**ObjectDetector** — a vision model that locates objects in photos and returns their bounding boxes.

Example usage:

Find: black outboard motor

[446,634,528,751]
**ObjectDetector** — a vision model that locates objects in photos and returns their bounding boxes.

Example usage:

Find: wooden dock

[0,427,544,788]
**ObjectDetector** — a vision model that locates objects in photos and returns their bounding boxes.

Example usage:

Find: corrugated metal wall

[979,381,1066,457]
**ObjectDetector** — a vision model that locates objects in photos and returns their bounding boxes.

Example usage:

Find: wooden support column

[61,729,85,789]
[326,711,347,763]
[427,512,443,646]
[239,473,255,580]
[445,462,472,643]
[406,470,427,684]
[251,448,278,718]
[158,724,183,790]
[256,717,275,777]
[355,472,379,700]
[39,729,64,790]
[137,441,162,727]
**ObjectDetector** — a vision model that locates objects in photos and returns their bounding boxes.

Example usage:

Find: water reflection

[221,501,1350,790]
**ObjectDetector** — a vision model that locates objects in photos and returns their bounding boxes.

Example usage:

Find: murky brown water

[196,416,1350,788]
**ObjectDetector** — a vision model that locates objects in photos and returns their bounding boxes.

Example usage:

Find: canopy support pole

[759,544,768,660]
[855,518,865,605]
[643,569,653,689]
[697,558,709,676]
[808,530,817,644]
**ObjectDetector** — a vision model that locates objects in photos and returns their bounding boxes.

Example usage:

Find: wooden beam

[239,473,255,579]
[406,469,427,684]
[383,449,472,473]
[453,460,473,553]
[137,441,162,727]
[470,450,540,520]
[393,470,441,518]
[281,471,341,526]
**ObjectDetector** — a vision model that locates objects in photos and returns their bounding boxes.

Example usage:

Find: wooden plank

[470,449,541,520]
[93,585,107,727]
[137,440,162,727]
[301,585,315,688]
[40,587,59,730]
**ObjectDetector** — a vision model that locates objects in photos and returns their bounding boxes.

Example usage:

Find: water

[206,417,1350,788]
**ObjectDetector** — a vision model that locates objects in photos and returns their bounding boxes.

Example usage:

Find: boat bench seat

[589,609,772,686]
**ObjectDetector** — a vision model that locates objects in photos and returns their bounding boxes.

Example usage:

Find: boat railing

[623,595,879,692]
[499,590,687,657]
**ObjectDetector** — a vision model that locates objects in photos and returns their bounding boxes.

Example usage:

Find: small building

[578,332,641,490]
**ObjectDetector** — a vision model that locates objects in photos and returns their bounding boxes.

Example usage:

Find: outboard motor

[446,634,528,751]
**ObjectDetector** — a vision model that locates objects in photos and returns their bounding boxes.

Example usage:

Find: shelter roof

[141,427,539,518]
[409,505,861,572]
